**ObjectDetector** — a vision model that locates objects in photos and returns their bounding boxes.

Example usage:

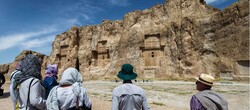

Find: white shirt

[57,86,92,110]
[17,78,46,110]
[112,83,150,110]
[10,70,21,110]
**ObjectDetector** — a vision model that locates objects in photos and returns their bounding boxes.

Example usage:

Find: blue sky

[0,0,237,64]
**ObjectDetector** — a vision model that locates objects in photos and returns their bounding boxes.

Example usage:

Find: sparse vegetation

[216,90,248,94]
[91,92,100,96]
[151,102,165,106]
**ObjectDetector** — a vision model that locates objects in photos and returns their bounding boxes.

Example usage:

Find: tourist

[190,73,228,110]
[112,63,150,110]
[9,63,22,110]
[42,64,59,99]
[46,67,92,110]
[13,54,47,109]
[0,73,5,96]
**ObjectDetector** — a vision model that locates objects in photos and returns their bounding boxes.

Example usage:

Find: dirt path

[0,81,249,110]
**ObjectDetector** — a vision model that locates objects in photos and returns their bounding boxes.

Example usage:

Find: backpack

[0,74,5,96]
[0,88,3,96]
[42,77,59,99]
[47,86,91,110]
[0,74,5,86]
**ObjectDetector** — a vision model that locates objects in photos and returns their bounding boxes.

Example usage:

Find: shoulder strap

[76,97,79,109]
[10,70,19,80]
[75,97,90,110]
[26,78,35,110]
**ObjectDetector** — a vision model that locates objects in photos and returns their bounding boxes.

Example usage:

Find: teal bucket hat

[117,64,137,80]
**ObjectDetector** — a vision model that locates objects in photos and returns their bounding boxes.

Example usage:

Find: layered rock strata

[1,0,249,80]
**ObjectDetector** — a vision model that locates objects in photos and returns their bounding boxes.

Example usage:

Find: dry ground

[0,81,249,110]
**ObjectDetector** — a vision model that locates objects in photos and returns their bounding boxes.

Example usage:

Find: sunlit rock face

[0,50,48,77]
[1,0,249,80]
[46,0,249,80]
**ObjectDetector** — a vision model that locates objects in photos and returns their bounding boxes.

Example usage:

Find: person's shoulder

[113,84,124,92]
[10,70,21,80]
[196,90,219,97]
[11,70,19,74]
[131,84,144,90]
[43,76,54,81]
[113,84,122,90]
[20,78,40,87]
[27,77,40,84]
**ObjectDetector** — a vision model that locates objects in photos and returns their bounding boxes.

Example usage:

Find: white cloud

[110,0,129,7]
[20,35,55,49]
[57,0,104,27]
[0,28,57,51]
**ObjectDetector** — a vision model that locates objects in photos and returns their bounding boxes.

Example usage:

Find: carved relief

[140,34,165,79]
[144,34,161,49]
[97,40,108,54]
[57,45,69,68]
[60,45,69,55]
[141,34,164,67]
[91,40,109,67]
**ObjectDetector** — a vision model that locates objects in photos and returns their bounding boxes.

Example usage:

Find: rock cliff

[0,50,48,77]
[1,0,249,80]
[47,0,249,80]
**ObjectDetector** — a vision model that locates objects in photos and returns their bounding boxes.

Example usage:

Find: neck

[199,88,211,91]
[123,80,132,84]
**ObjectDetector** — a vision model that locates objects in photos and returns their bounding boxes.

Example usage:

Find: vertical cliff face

[39,0,249,80]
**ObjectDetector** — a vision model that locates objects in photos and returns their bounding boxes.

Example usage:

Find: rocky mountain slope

[1,0,249,80]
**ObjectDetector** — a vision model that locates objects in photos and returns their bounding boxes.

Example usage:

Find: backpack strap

[76,96,90,110]
[10,70,19,80]
[26,78,35,110]
[76,97,79,109]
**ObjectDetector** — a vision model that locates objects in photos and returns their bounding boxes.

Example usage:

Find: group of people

[9,54,91,110]
[0,73,5,96]
[3,54,228,110]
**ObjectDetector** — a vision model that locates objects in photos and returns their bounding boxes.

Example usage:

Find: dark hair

[202,83,212,90]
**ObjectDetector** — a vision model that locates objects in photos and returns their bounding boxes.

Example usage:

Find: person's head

[19,54,42,80]
[15,62,21,71]
[117,63,137,81]
[45,64,58,79]
[195,74,215,91]
[59,67,82,86]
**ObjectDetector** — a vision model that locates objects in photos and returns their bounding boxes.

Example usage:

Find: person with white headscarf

[46,67,92,110]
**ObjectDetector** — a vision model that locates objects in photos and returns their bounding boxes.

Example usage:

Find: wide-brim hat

[195,73,215,86]
[117,64,137,80]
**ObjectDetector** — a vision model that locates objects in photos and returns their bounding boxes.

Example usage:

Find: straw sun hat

[196,73,215,86]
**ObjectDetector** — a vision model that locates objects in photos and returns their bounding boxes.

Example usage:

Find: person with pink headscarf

[42,64,59,99]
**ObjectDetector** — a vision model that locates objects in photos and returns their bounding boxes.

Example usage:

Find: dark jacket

[42,76,58,99]
[0,74,5,87]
